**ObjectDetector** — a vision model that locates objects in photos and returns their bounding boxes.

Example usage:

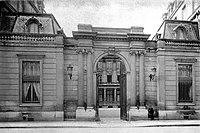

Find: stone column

[86,51,93,106]
[77,50,84,106]
[139,52,145,106]
[157,51,166,109]
[129,50,137,105]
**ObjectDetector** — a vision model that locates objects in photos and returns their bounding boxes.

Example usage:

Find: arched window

[176,28,185,39]
[26,17,41,33]
[173,25,187,40]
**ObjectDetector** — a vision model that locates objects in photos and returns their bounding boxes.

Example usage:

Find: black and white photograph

[0,0,200,132]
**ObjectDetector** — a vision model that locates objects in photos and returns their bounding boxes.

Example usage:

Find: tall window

[107,75,112,83]
[18,54,44,106]
[178,64,193,103]
[98,88,103,102]
[106,88,114,102]
[22,61,40,103]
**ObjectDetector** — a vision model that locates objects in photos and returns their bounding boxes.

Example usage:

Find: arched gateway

[94,53,130,120]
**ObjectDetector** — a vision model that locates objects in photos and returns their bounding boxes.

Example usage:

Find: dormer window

[173,25,187,40]
[176,28,185,39]
[29,22,39,33]
[26,17,42,33]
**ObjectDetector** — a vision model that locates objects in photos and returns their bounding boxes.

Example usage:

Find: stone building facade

[1,1,200,121]
[163,0,200,21]
[0,0,64,121]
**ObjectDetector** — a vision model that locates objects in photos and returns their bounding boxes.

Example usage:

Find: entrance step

[99,108,120,118]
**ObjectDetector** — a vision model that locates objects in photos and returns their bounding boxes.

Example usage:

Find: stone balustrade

[0,32,56,42]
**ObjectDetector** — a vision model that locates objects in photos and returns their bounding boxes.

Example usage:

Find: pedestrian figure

[84,102,87,112]
[148,107,154,120]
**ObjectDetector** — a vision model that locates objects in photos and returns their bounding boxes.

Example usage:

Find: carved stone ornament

[104,47,120,55]
[76,48,93,54]
[129,49,146,55]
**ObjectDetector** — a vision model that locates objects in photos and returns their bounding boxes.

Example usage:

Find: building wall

[0,36,64,121]
[163,50,200,110]
[64,40,158,107]
[165,0,200,21]
[144,52,157,105]
[64,48,78,101]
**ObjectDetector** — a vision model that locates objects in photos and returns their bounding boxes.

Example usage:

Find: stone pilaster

[86,50,93,106]
[157,41,166,110]
[157,55,165,109]
[139,52,145,106]
[77,50,84,106]
[56,51,64,111]
[129,50,137,105]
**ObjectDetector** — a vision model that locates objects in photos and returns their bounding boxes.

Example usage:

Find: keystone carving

[104,47,120,55]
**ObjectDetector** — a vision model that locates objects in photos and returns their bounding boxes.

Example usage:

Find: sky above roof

[44,0,174,37]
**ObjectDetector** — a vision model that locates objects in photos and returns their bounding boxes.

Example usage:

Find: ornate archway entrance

[96,54,127,120]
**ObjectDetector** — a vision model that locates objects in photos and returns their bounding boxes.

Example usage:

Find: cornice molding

[159,39,200,48]
[72,31,150,42]
[174,58,197,63]
[0,42,63,48]
[17,54,45,59]
[72,31,97,40]
[127,33,150,41]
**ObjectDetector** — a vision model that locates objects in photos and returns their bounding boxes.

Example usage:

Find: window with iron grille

[178,64,193,103]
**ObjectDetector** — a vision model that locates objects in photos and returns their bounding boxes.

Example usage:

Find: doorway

[96,55,127,120]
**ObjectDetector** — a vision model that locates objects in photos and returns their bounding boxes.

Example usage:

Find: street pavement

[0,118,200,128]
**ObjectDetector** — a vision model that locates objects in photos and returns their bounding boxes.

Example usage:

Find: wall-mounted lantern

[67,64,73,80]
[149,66,156,81]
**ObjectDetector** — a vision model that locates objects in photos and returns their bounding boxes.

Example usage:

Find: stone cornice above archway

[72,31,150,42]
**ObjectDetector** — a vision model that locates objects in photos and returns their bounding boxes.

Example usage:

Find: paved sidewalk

[0,119,200,128]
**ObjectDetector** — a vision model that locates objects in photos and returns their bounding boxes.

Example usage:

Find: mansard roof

[154,20,199,41]
[0,12,63,35]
